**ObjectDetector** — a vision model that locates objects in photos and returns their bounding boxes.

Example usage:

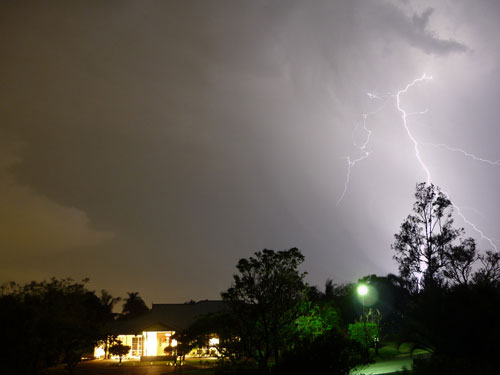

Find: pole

[362,294,368,350]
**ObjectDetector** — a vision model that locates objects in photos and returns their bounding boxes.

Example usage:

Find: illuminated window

[131,336,143,357]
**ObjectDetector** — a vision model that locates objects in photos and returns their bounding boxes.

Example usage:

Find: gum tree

[392,183,477,290]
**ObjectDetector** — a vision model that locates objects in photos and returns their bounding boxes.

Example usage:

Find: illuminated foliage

[348,322,378,349]
[294,302,340,341]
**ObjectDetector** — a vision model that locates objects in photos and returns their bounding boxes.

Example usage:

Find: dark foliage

[120,291,149,318]
[392,183,500,374]
[273,330,369,375]
[214,361,260,375]
[401,283,500,374]
[180,311,244,361]
[0,278,112,374]
[356,274,411,338]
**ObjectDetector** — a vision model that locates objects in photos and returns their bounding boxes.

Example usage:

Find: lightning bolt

[451,201,499,250]
[336,97,390,206]
[338,74,498,251]
[395,74,433,183]
[395,75,498,250]
[424,143,500,166]
[336,114,371,206]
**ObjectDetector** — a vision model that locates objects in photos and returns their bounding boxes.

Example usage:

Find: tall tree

[221,248,307,374]
[100,289,121,319]
[392,182,475,290]
[121,292,149,318]
[99,290,121,358]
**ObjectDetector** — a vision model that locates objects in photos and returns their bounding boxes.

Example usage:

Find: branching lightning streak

[336,78,430,205]
[396,75,497,251]
[338,74,498,251]
[450,201,499,250]
[336,101,388,206]
[424,143,500,166]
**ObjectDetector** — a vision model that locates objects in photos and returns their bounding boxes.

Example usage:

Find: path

[351,356,413,375]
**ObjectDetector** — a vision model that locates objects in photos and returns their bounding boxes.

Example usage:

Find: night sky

[2,1,500,304]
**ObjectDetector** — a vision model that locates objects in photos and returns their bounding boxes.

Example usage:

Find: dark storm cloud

[0,135,113,254]
[363,2,469,56]
[1,0,498,303]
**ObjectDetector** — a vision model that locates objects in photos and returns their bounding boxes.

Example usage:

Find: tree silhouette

[473,250,500,287]
[221,248,307,373]
[109,341,131,364]
[392,182,477,290]
[99,290,121,358]
[0,278,108,374]
[121,292,149,318]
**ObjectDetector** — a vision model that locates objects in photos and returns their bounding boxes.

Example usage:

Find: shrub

[274,330,369,375]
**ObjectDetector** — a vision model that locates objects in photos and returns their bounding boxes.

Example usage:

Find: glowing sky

[1,0,500,304]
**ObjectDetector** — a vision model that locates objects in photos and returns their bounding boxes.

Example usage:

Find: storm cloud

[1,0,499,303]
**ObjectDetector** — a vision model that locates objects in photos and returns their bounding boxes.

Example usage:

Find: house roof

[110,300,227,335]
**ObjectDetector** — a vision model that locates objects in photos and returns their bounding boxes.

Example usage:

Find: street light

[357,284,368,297]
[357,284,368,312]
[357,284,369,350]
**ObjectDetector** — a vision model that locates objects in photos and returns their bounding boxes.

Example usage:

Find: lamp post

[357,284,368,313]
[357,284,369,350]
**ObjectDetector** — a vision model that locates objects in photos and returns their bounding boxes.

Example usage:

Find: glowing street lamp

[357,284,368,312]
[357,284,368,297]
[357,284,369,349]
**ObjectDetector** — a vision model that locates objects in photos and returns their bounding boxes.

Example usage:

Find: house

[95,300,226,360]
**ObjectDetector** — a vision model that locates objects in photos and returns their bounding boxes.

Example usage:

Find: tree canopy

[121,291,149,318]
[0,278,111,374]
[221,247,307,373]
[392,182,478,290]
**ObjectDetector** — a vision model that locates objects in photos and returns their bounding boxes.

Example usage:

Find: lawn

[43,344,430,375]
[43,359,216,375]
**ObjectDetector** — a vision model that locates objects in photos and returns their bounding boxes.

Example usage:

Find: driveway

[351,356,413,375]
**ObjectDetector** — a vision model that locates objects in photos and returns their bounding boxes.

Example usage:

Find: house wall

[97,330,221,360]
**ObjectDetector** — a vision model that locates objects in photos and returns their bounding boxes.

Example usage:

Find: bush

[273,330,369,375]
